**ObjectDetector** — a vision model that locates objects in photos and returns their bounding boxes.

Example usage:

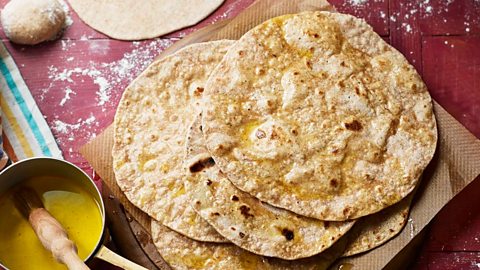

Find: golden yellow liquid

[0,177,103,270]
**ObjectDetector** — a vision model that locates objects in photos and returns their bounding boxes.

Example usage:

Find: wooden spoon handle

[96,245,148,270]
[29,208,90,270]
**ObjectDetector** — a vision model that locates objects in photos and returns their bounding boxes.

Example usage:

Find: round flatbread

[151,220,347,270]
[113,41,234,242]
[202,11,437,221]
[342,192,413,257]
[68,0,224,40]
[184,114,354,260]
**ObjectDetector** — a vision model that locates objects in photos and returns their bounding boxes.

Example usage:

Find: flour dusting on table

[46,38,174,151]
[341,0,479,36]
[52,114,97,143]
[61,39,76,51]
[59,87,75,106]
[47,38,174,110]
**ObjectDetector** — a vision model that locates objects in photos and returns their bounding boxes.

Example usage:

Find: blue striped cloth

[0,42,62,167]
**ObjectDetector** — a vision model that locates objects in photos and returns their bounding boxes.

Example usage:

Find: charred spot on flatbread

[189,157,216,173]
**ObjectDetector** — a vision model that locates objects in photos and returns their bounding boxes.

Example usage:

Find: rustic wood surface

[0,0,479,269]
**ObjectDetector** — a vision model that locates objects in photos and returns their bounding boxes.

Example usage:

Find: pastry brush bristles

[12,187,44,218]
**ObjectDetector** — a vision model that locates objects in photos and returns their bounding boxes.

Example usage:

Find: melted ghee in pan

[0,177,103,270]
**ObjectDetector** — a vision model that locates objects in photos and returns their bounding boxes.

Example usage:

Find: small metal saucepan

[0,157,147,270]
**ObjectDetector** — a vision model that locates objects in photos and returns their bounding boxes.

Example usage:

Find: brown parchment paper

[80,0,480,269]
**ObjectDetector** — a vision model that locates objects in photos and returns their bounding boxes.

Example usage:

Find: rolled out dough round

[68,0,225,40]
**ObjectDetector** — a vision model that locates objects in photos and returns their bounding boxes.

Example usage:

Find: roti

[184,113,354,260]
[113,41,234,242]
[68,0,224,40]
[202,11,437,221]
[151,220,347,270]
[342,193,413,256]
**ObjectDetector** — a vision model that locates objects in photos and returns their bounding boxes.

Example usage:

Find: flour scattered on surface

[53,116,95,133]
[378,0,480,38]
[61,39,76,51]
[52,119,69,134]
[80,34,90,41]
[348,0,368,5]
[52,114,98,144]
[84,114,96,125]
[48,66,77,82]
[94,77,111,106]
[403,23,412,33]
[47,38,174,110]
[89,40,110,55]
[59,87,75,106]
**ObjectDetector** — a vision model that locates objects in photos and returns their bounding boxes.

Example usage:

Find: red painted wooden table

[0,0,479,269]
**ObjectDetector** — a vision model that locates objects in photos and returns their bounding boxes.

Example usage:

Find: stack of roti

[113,11,437,269]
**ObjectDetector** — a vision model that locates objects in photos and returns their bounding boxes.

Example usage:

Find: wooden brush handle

[96,246,149,270]
[29,208,90,270]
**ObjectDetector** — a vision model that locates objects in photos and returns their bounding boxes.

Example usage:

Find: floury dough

[1,0,66,45]
[68,0,225,40]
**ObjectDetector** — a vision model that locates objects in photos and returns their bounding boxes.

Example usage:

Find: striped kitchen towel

[0,42,62,166]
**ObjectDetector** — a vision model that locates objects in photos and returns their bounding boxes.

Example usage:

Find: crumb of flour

[89,40,110,55]
[46,38,174,110]
[52,114,97,140]
[52,114,96,134]
[59,87,75,106]
[341,0,479,36]
[61,39,76,51]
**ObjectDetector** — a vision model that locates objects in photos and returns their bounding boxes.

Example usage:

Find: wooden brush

[13,187,90,270]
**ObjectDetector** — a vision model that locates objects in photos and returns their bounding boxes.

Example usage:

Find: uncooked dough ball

[1,0,66,45]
